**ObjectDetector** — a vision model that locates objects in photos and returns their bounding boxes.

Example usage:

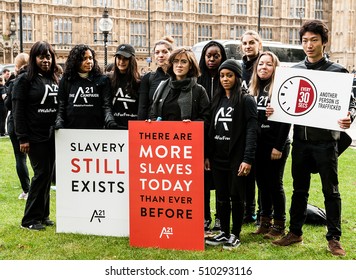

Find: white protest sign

[55,129,129,237]
[269,67,354,131]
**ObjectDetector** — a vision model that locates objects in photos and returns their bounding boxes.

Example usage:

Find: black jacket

[150,77,210,125]
[208,91,258,169]
[137,67,170,120]
[241,54,259,89]
[256,86,291,152]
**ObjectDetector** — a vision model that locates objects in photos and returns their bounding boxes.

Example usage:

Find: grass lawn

[0,136,355,260]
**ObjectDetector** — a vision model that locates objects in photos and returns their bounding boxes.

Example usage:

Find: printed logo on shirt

[241,80,248,90]
[214,106,233,131]
[113,87,135,109]
[40,84,58,104]
[73,86,99,104]
[257,95,269,111]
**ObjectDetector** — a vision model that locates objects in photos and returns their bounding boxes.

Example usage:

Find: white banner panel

[55,129,129,236]
[269,67,354,131]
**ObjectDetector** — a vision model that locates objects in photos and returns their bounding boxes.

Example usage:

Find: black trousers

[204,170,219,221]
[255,143,290,221]
[290,139,341,241]
[22,138,55,226]
[244,166,256,217]
[0,103,7,135]
[212,166,246,238]
[9,131,30,193]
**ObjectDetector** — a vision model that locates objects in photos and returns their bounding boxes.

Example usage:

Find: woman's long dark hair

[111,55,140,98]
[63,44,101,80]
[27,41,58,83]
[212,72,244,109]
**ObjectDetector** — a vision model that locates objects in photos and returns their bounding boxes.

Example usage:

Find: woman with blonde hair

[138,36,175,120]
[240,29,263,224]
[249,51,291,238]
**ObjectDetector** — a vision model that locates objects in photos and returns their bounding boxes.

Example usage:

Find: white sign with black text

[55,129,129,236]
[269,67,354,131]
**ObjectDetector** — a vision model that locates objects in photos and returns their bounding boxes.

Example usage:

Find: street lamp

[257,0,262,34]
[19,0,23,53]
[98,7,113,68]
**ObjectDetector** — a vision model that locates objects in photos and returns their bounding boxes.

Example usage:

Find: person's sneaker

[204,230,215,238]
[328,239,346,256]
[243,214,257,224]
[272,232,303,246]
[211,218,221,231]
[21,223,45,231]
[204,219,211,231]
[223,234,241,250]
[18,192,28,200]
[205,231,229,246]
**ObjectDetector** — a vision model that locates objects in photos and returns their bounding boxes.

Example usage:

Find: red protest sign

[128,121,204,251]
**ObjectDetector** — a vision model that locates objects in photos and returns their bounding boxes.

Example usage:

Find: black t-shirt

[213,95,234,169]
[161,88,181,120]
[112,75,139,129]
[64,78,104,129]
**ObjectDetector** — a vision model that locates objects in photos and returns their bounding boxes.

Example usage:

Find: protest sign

[128,121,204,251]
[55,129,129,237]
[269,67,354,131]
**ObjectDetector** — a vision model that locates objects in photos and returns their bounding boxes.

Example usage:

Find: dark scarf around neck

[169,77,196,119]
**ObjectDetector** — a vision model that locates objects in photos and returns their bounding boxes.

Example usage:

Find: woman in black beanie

[205,59,258,250]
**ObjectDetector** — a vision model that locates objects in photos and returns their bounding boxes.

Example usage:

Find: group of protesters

[1,19,355,257]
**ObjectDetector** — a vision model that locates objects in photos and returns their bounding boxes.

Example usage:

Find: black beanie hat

[218,59,242,78]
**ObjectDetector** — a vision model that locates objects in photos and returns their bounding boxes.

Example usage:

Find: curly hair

[63,44,101,80]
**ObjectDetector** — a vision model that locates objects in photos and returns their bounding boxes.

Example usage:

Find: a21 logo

[90,210,106,222]
[277,76,318,116]
[159,227,173,239]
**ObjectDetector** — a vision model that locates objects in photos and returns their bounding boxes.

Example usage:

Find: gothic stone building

[0,0,355,72]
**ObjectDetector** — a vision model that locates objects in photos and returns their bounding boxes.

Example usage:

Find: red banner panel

[129,121,204,251]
